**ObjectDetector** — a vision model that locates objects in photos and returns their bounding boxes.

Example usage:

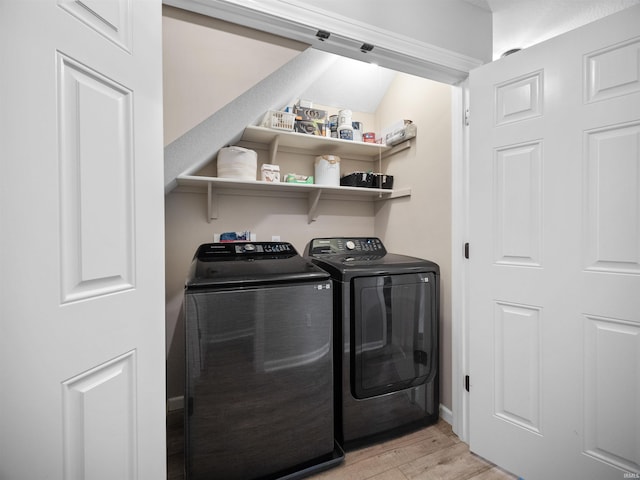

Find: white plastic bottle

[338,109,353,141]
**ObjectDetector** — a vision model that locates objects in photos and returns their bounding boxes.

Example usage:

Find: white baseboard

[167,395,184,412]
[439,404,453,425]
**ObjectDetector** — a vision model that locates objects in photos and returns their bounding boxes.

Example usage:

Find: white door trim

[163,0,476,436]
[451,80,470,441]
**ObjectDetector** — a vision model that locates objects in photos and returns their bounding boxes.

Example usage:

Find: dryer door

[351,272,438,399]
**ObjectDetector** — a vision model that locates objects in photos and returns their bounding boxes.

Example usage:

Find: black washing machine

[305,237,439,450]
[184,242,343,480]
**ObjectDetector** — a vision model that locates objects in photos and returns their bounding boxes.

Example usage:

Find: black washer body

[184,242,343,480]
[305,237,440,450]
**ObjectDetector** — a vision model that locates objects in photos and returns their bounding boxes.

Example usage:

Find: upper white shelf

[239,126,405,162]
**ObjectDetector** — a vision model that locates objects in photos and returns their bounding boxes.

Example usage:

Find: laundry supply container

[314,155,341,186]
[217,146,257,180]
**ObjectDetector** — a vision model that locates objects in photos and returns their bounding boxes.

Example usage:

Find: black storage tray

[340,172,373,187]
[372,174,394,189]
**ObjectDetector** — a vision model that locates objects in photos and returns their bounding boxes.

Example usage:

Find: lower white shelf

[175,175,412,223]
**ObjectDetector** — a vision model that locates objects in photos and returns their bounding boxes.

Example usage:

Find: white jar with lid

[338,109,352,126]
[314,155,341,186]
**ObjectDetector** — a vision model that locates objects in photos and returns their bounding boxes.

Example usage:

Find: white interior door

[0,1,166,479]
[469,5,640,479]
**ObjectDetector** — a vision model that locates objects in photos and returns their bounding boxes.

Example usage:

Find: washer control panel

[233,243,293,254]
[196,242,296,261]
[307,237,387,256]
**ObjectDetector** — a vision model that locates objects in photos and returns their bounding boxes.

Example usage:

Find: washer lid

[305,237,439,278]
[186,242,329,289]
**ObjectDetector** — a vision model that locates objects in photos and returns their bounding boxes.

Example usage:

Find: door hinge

[464,242,470,259]
[465,375,470,392]
[464,107,470,126]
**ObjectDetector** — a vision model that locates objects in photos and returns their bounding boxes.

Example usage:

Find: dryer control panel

[306,237,387,256]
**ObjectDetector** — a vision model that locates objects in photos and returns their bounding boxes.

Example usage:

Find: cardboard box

[261,164,280,182]
[284,174,314,184]
[293,106,327,136]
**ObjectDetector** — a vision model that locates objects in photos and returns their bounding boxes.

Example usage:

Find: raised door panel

[58,53,136,303]
[493,301,542,434]
[62,351,137,480]
[495,70,543,126]
[584,315,640,472]
[58,0,132,51]
[584,122,640,275]
[585,38,640,103]
[494,141,543,267]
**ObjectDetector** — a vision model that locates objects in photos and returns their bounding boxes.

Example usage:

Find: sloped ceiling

[298,56,398,114]
[163,5,307,145]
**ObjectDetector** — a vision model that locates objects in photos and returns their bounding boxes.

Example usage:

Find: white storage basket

[261,110,295,131]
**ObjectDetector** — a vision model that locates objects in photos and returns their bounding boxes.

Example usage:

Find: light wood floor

[167,411,517,480]
[307,420,516,480]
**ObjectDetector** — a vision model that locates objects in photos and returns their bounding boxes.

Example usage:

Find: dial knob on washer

[244,244,256,252]
[345,241,356,250]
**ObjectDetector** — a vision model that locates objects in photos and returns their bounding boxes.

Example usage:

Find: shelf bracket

[308,189,322,223]
[207,182,219,223]
[381,140,412,159]
[269,134,280,164]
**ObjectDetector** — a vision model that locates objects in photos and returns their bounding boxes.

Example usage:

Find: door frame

[164,0,477,437]
[450,80,470,441]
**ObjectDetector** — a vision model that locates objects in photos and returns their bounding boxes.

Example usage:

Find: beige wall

[374,74,453,409]
[163,13,454,412]
[162,6,305,145]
